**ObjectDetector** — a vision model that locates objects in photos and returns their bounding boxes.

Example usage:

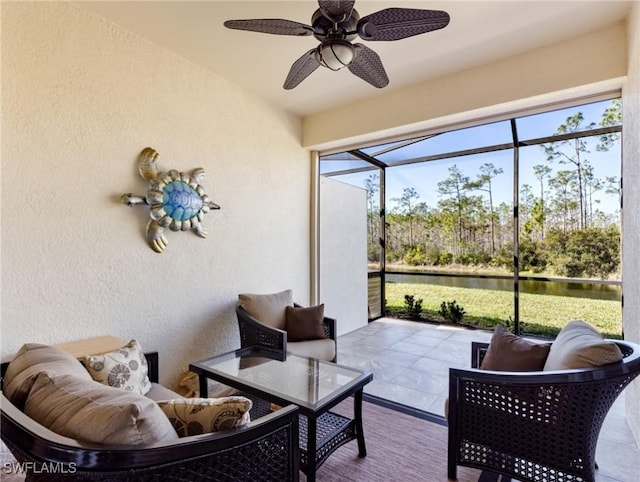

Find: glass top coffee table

[189,347,373,481]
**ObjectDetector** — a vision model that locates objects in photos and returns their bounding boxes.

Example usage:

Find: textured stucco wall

[0,2,309,388]
[319,177,368,336]
[622,1,640,446]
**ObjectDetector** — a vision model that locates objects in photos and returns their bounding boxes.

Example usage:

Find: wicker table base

[190,348,372,482]
[242,392,362,479]
[299,411,358,473]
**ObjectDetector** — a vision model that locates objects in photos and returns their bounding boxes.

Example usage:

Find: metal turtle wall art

[121,147,220,253]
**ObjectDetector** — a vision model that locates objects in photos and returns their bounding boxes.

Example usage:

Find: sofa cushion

[145,382,184,402]
[544,320,623,370]
[84,339,151,395]
[481,325,551,371]
[24,372,179,445]
[238,290,293,330]
[285,304,327,342]
[289,339,336,362]
[156,397,252,437]
[3,343,93,409]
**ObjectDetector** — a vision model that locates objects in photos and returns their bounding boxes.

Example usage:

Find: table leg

[354,388,367,457]
[198,374,208,398]
[307,416,317,482]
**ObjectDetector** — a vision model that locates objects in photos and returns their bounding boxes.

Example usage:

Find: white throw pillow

[544,320,623,370]
[84,339,151,394]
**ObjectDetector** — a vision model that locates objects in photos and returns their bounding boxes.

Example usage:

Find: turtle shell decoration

[121,147,220,253]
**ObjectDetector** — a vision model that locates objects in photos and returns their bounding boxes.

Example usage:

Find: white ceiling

[78,1,634,118]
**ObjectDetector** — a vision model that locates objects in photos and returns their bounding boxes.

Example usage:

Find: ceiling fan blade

[317,1,355,23]
[224,19,314,36]
[283,49,321,90]
[348,44,389,88]
[357,8,450,41]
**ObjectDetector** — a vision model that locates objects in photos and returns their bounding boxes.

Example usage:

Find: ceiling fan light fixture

[316,39,354,71]
[224,1,450,89]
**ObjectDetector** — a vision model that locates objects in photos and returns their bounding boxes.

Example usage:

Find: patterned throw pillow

[157,397,252,437]
[84,339,151,395]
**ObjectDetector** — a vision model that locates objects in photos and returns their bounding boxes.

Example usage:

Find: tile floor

[337,317,640,482]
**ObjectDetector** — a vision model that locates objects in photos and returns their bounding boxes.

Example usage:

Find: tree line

[366,100,621,280]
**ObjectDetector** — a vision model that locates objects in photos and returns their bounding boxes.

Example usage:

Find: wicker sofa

[1,344,300,482]
[447,329,640,482]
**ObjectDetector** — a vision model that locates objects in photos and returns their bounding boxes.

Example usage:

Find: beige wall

[622,2,640,445]
[320,177,368,336]
[0,2,310,387]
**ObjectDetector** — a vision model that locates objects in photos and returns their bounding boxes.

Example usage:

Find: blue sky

[323,99,621,216]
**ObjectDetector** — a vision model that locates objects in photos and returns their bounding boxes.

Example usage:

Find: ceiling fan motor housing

[311,8,359,42]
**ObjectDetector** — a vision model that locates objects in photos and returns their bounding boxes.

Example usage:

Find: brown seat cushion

[285,304,327,342]
[481,325,551,371]
[238,290,293,330]
[24,373,178,445]
[543,320,623,370]
[3,343,93,409]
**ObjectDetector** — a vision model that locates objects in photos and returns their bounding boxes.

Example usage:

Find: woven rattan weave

[242,390,358,474]
[447,340,640,482]
[236,303,337,362]
[298,411,357,472]
[1,415,297,482]
[0,352,300,482]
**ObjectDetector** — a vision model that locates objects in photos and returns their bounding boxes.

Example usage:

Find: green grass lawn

[385,282,622,339]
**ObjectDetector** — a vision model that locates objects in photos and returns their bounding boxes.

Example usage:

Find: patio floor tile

[339,317,640,482]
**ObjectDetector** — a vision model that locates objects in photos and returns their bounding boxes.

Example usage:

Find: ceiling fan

[224,1,450,90]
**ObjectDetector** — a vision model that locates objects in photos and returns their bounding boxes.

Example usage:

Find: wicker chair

[237,303,337,362]
[447,339,640,482]
[1,352,301,482]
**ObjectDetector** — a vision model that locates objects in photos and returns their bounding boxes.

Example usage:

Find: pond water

[386,273,621,301]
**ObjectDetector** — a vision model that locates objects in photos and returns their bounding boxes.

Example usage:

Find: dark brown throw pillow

[285,304,327,342]
[481,325,551,371]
